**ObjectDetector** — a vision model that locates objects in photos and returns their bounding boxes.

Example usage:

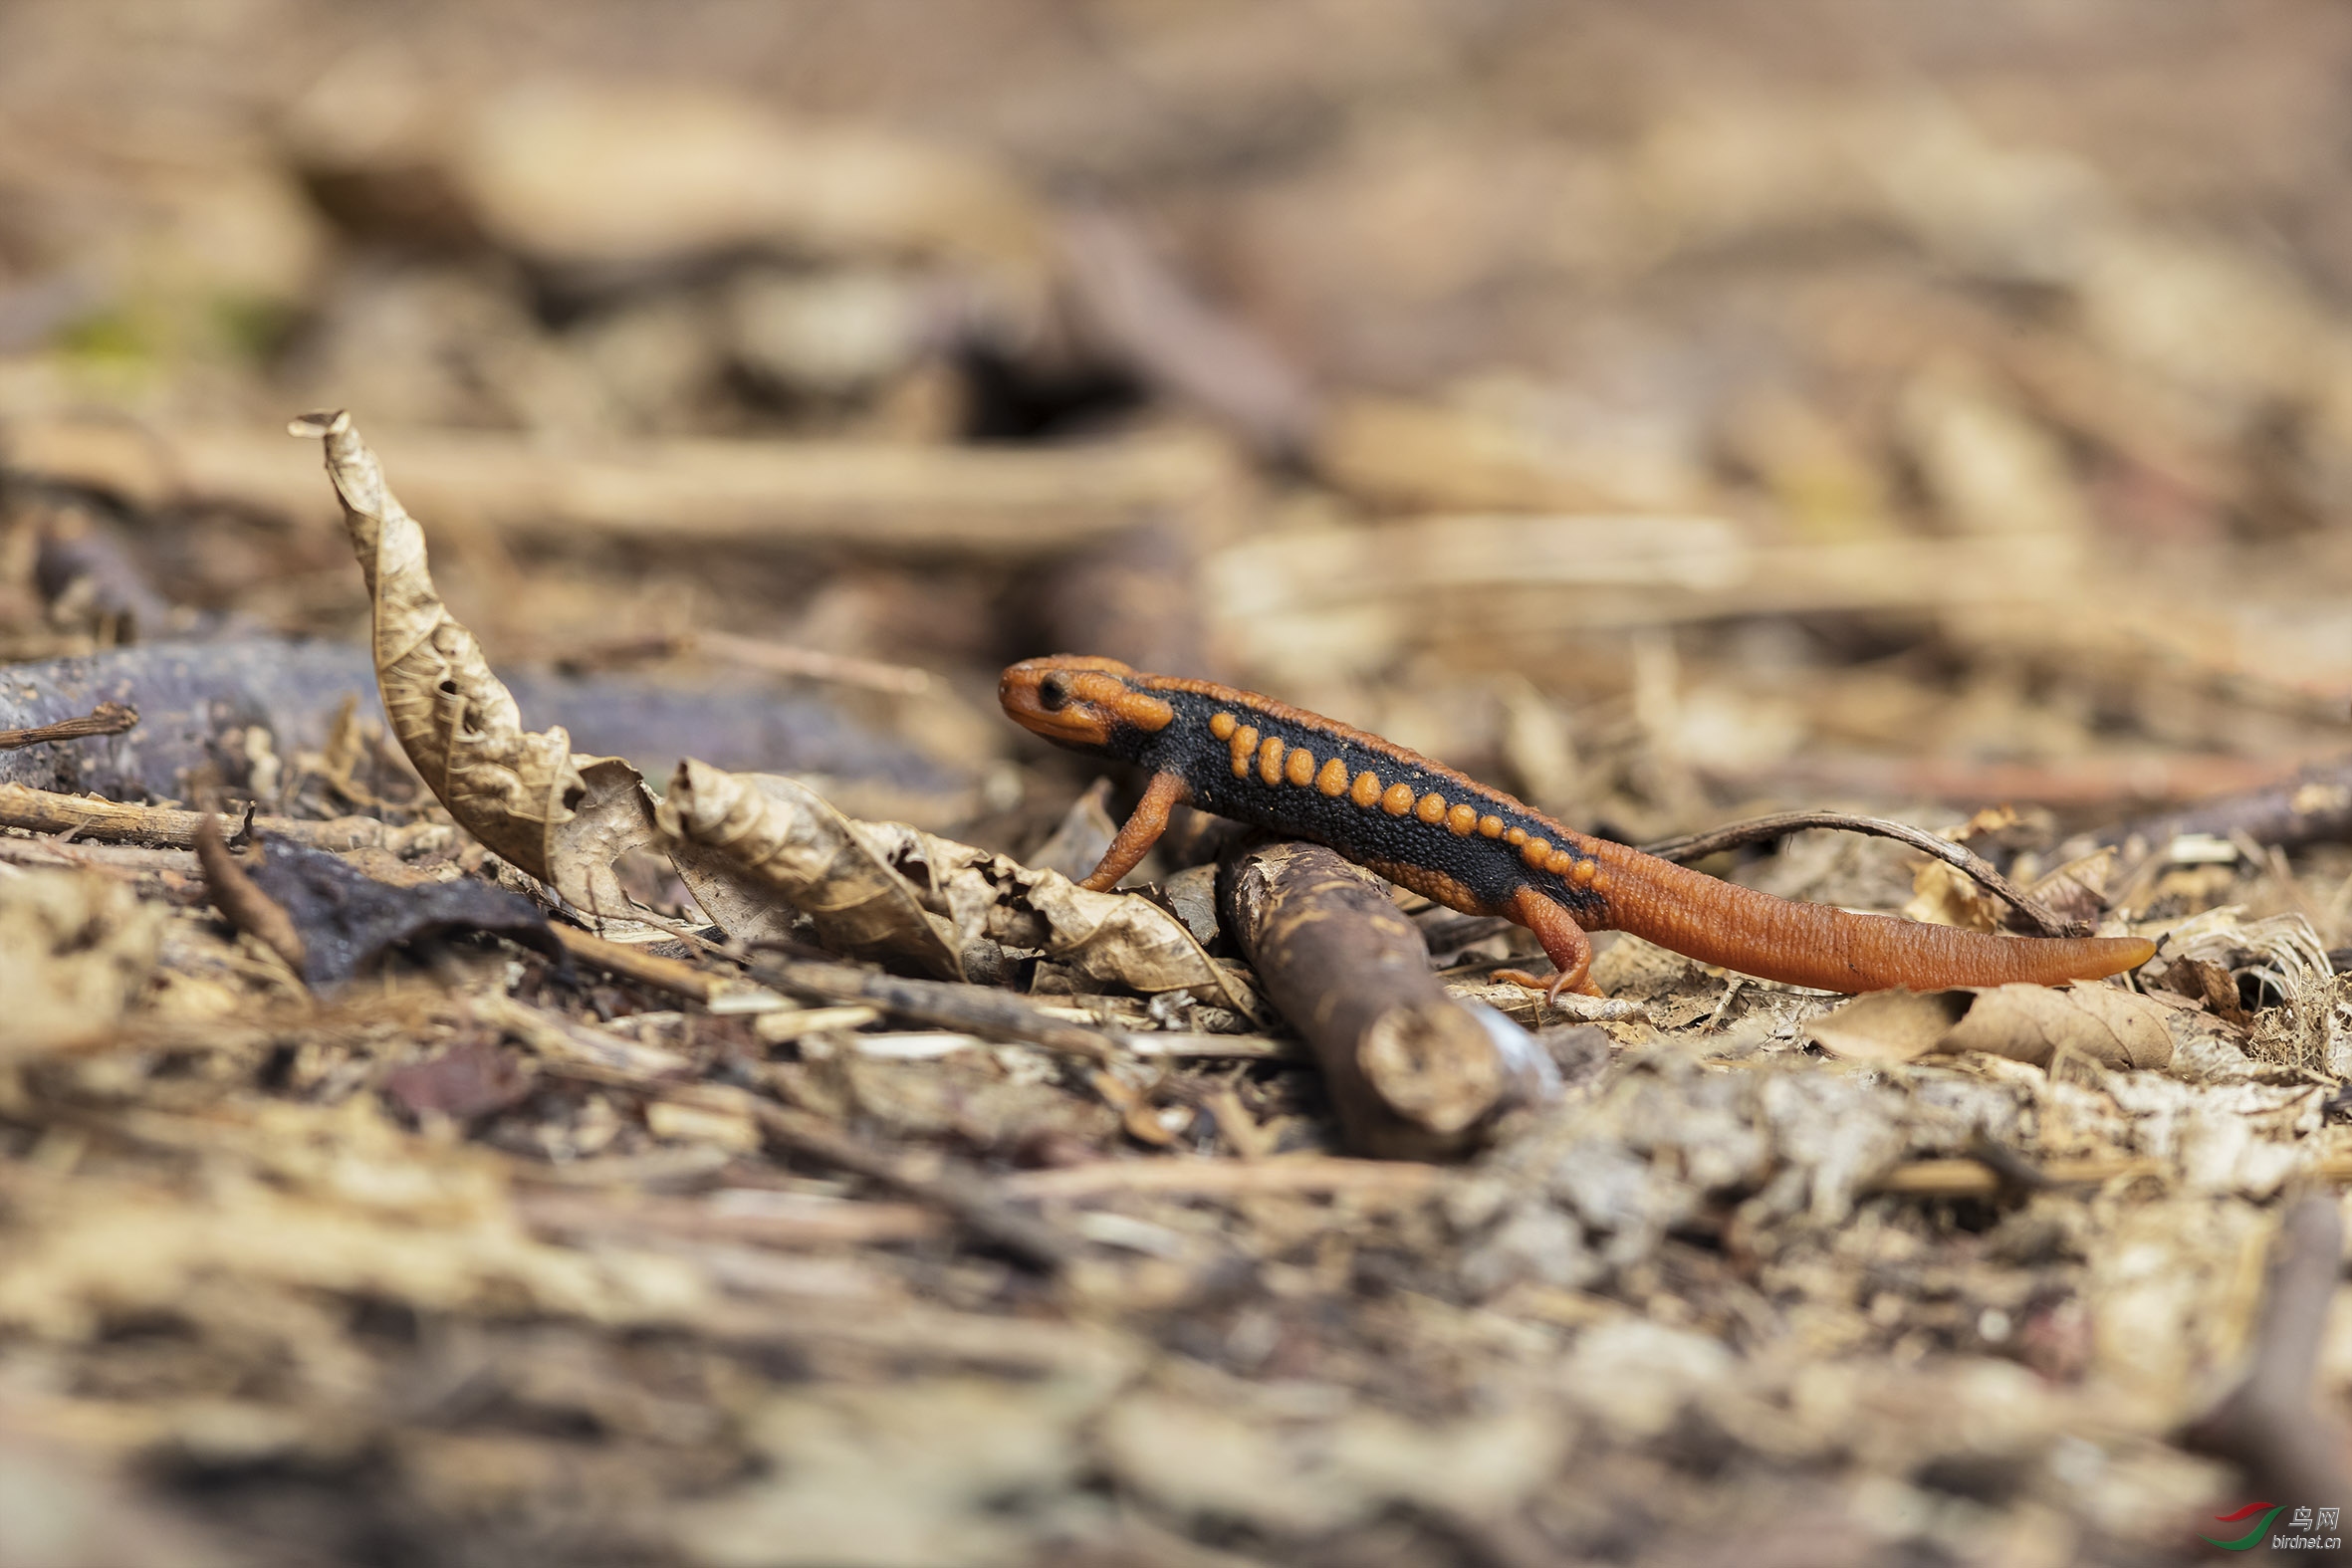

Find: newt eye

[1037,672,1072,712]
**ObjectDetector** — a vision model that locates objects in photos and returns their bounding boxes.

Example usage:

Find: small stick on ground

[1640,809,2085,938]
[0,781,448,854]
[0,700,136,751]
[548,923,787,1013]
[750,951,1124,1066]
[2180,1195,2351,1563]
[192,811,308,978]
[1221,840,1511,1160]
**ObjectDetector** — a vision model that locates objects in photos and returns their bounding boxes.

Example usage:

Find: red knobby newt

[1000,655,2154,1000]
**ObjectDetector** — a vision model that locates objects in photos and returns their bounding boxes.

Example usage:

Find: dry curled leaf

[2026,847,2118,930]
[657,759,963,978]
[1944,984,2174,1069]
[295,410,660,917]
[1903,856,2002,932]
[1806,983,2174,1070]
[1801,990,1974,1064]
[849,820,1261,1017]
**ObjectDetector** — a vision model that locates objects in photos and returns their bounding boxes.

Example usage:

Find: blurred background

[7,0,2351,856]
[9,8,2352,1565]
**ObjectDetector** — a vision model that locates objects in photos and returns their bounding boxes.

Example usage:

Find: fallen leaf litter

[6,9,2352,1564]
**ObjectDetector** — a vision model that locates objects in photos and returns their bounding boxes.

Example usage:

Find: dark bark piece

[0,638,969,804]
[242,830,559,989]
[2093,753,2352,855]
[2180,1195,2351,1563]
[1219,840,1505,1160]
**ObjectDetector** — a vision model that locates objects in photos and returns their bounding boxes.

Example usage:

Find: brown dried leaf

[1806,984,2175,1070]
[1903,856,2001,932]
[2027,847,2118,931]
[854,820,1263,1017]
[1947,984,2174,1070]
[1802,989,1973,1064]
[656,759,963,978]
[295,410,659,917]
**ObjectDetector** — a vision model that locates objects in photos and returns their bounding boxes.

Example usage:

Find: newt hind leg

[1492,885,1600,1004]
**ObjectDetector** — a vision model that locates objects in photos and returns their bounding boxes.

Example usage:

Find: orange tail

[1591,841,2154,992]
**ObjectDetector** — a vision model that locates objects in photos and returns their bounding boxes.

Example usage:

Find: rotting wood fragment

[1220,840,1524,1160]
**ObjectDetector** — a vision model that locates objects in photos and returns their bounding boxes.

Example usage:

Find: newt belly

[999,655,2156,999]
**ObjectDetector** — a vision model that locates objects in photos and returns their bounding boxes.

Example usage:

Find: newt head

[999,655,1174,749]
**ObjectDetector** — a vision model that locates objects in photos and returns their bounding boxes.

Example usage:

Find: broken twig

[750,951,1124,1065]
[1641,808,2085,938]
[192,812,308,977]
[548,923,788,1014]
[0,782,449,855]
[0,701,137,751]
[1221,841,1513,1160]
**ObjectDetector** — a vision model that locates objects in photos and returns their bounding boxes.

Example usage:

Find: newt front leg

[1077,769,1189,891]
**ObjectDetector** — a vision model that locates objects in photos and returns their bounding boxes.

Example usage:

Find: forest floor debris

[9,4,2352,1564]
